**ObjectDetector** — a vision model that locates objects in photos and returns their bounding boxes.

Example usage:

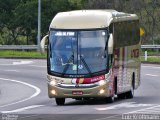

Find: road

[0,59,160,120]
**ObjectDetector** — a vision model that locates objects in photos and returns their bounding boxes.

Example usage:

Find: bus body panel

[113,45,141,94]
[50,10,138,29]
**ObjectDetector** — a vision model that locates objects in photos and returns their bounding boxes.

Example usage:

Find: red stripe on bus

[76,75,105,84]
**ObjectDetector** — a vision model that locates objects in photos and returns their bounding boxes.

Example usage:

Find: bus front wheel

[106,96,114,103]
[126,74,135,99]
[55,98,65,105]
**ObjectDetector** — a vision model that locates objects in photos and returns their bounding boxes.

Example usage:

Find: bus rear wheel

[126,74,135,99]
[126,85,134,99]
[118,89,134,99]
[55,98,65,105]
[118,93,126,99]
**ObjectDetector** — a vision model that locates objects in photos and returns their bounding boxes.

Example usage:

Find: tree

[14,0,38,45]
[0,0,85,45]
[0,0,21,45]
[0,0,159,45]
[84,0,160,44]
[41,0,83,36]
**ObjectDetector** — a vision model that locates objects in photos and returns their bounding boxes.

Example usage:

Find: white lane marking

[1,105,45,113]
[5,70,19,72]
[0,64,12,66]
[93,114,121,120]
[0,78,41,108]
[140,109,160,113]
[95,102,153,111]
[29,65,46,68]
[142,66,160,69]
[13,61,33,65]
[124,104,160,114]
[95,105,160,120]
[0,60,33,66]
[146,74,158,77]
[17,115,40,119]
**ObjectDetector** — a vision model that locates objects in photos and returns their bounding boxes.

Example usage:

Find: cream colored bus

[41,10,141,105]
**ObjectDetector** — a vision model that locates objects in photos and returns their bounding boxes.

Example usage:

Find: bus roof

[50,10,138,29]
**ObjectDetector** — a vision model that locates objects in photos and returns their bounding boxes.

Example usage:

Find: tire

[126,85,134,99]
[55,98,65,105]
[106,96,114,103]
[126,80,134,99]
[126,73,135,99]
[75,98,82,100]
[83,98,90,101]
[106,77,117,103]
[118,93,126,99]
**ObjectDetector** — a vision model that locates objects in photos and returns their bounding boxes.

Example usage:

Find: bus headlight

[99,89,105,94]
[48,75,62,86]
[98,80,106,86]
[51,89,56,95]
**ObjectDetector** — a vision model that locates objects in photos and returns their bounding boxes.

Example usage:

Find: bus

[41,10,141,105]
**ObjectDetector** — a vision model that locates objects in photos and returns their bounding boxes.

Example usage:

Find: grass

[0,50,160,64]
[141,56,160,64]
[0,50,47,58]
[141,50,160,63]
[141,51,160,56]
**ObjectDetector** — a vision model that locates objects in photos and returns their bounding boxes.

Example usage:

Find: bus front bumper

[48,83,110,98]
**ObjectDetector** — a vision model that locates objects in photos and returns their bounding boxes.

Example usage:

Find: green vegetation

[141,56,160,64]
[0,50,160,64]
[0,0,84,45]
[141,51,160,56]
[0,50,46,58]
[0,0,160,45]
[0,0,160,62]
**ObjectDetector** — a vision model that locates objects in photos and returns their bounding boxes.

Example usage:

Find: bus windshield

[49,29,109,77]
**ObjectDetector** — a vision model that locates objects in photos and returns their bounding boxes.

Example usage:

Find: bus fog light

[50,80,56,86]
[99,89,105,94]
[99,80,105,86]
[51,90,56,95]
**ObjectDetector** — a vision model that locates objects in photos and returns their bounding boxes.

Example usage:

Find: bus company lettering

[76,75,105,84]
[131,49,139,58]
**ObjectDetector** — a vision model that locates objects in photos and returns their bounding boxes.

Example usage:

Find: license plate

[72,91,83,95]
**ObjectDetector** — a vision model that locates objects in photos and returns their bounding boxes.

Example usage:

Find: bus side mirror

[40,35,48,53]
[108,34,114,54]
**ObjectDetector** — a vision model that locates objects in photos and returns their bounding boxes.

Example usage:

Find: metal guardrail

[141,45,160,49]
[0,45,160,50]
[0,45,47,50]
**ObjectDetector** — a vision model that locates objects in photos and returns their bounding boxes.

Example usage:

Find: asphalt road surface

[0,59,160,120]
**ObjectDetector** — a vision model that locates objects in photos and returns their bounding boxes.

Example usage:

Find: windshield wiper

[80,55,92,76]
